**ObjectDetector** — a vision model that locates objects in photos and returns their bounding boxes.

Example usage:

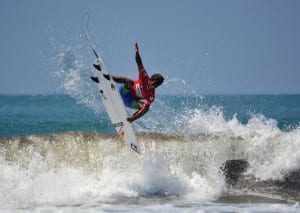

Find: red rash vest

[131,52,155,108]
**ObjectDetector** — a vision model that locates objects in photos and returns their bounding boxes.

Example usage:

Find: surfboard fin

[103,74,111,81]
[93,63,102,71]
[91,76,99,83]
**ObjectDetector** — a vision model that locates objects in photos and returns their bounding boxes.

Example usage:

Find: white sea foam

[2,101,300,208]
[184,107,300,181]
[0,132,227,208]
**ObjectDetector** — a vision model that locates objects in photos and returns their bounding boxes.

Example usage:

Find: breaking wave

[1,122,300,208]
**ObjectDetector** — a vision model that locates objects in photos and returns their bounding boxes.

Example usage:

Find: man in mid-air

[112,43,164,122]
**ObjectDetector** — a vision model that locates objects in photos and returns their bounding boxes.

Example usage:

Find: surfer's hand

[135,43,139,53]
[127,117,134,123]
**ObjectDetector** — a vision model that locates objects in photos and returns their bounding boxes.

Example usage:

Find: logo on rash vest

[118,127,125,140]
[135,84,143,99]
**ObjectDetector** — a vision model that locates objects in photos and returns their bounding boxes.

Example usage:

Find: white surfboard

[90,49,140,154]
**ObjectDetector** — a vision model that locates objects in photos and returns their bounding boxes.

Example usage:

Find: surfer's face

[149,80,159,89]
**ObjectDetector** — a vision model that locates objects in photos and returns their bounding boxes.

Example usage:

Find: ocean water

[1,94,300,212]
[1,43,300,212]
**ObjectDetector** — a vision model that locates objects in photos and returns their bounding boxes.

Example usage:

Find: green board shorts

[119,85,143,110]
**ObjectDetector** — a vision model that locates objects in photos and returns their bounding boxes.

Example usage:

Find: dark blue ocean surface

[0,95,108,137]
[199,95,300,130]
[0,94,299,137]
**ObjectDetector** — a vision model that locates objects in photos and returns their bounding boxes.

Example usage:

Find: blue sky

[1,0,300,94]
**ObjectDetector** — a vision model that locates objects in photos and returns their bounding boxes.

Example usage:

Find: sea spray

[0,132,231,207]
[53,48,103,113]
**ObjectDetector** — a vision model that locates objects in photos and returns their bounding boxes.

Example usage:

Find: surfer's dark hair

[151,73,164,87]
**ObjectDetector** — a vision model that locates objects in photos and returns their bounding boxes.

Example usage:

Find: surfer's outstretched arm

[135,42,150,84]
[135,43,144,70]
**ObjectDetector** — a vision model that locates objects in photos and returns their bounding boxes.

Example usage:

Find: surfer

[112,43,164,122]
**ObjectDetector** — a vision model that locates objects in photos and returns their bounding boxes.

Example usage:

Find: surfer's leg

[112,76,133,89]
[131,101,144,110]
[119,85,135,108]
[118,85,142,110]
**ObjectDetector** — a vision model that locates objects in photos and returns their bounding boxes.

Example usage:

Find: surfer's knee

[125,80,134,89]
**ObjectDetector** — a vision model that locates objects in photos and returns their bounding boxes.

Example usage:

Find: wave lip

[1,130,300,208]
[0,132,225,207]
